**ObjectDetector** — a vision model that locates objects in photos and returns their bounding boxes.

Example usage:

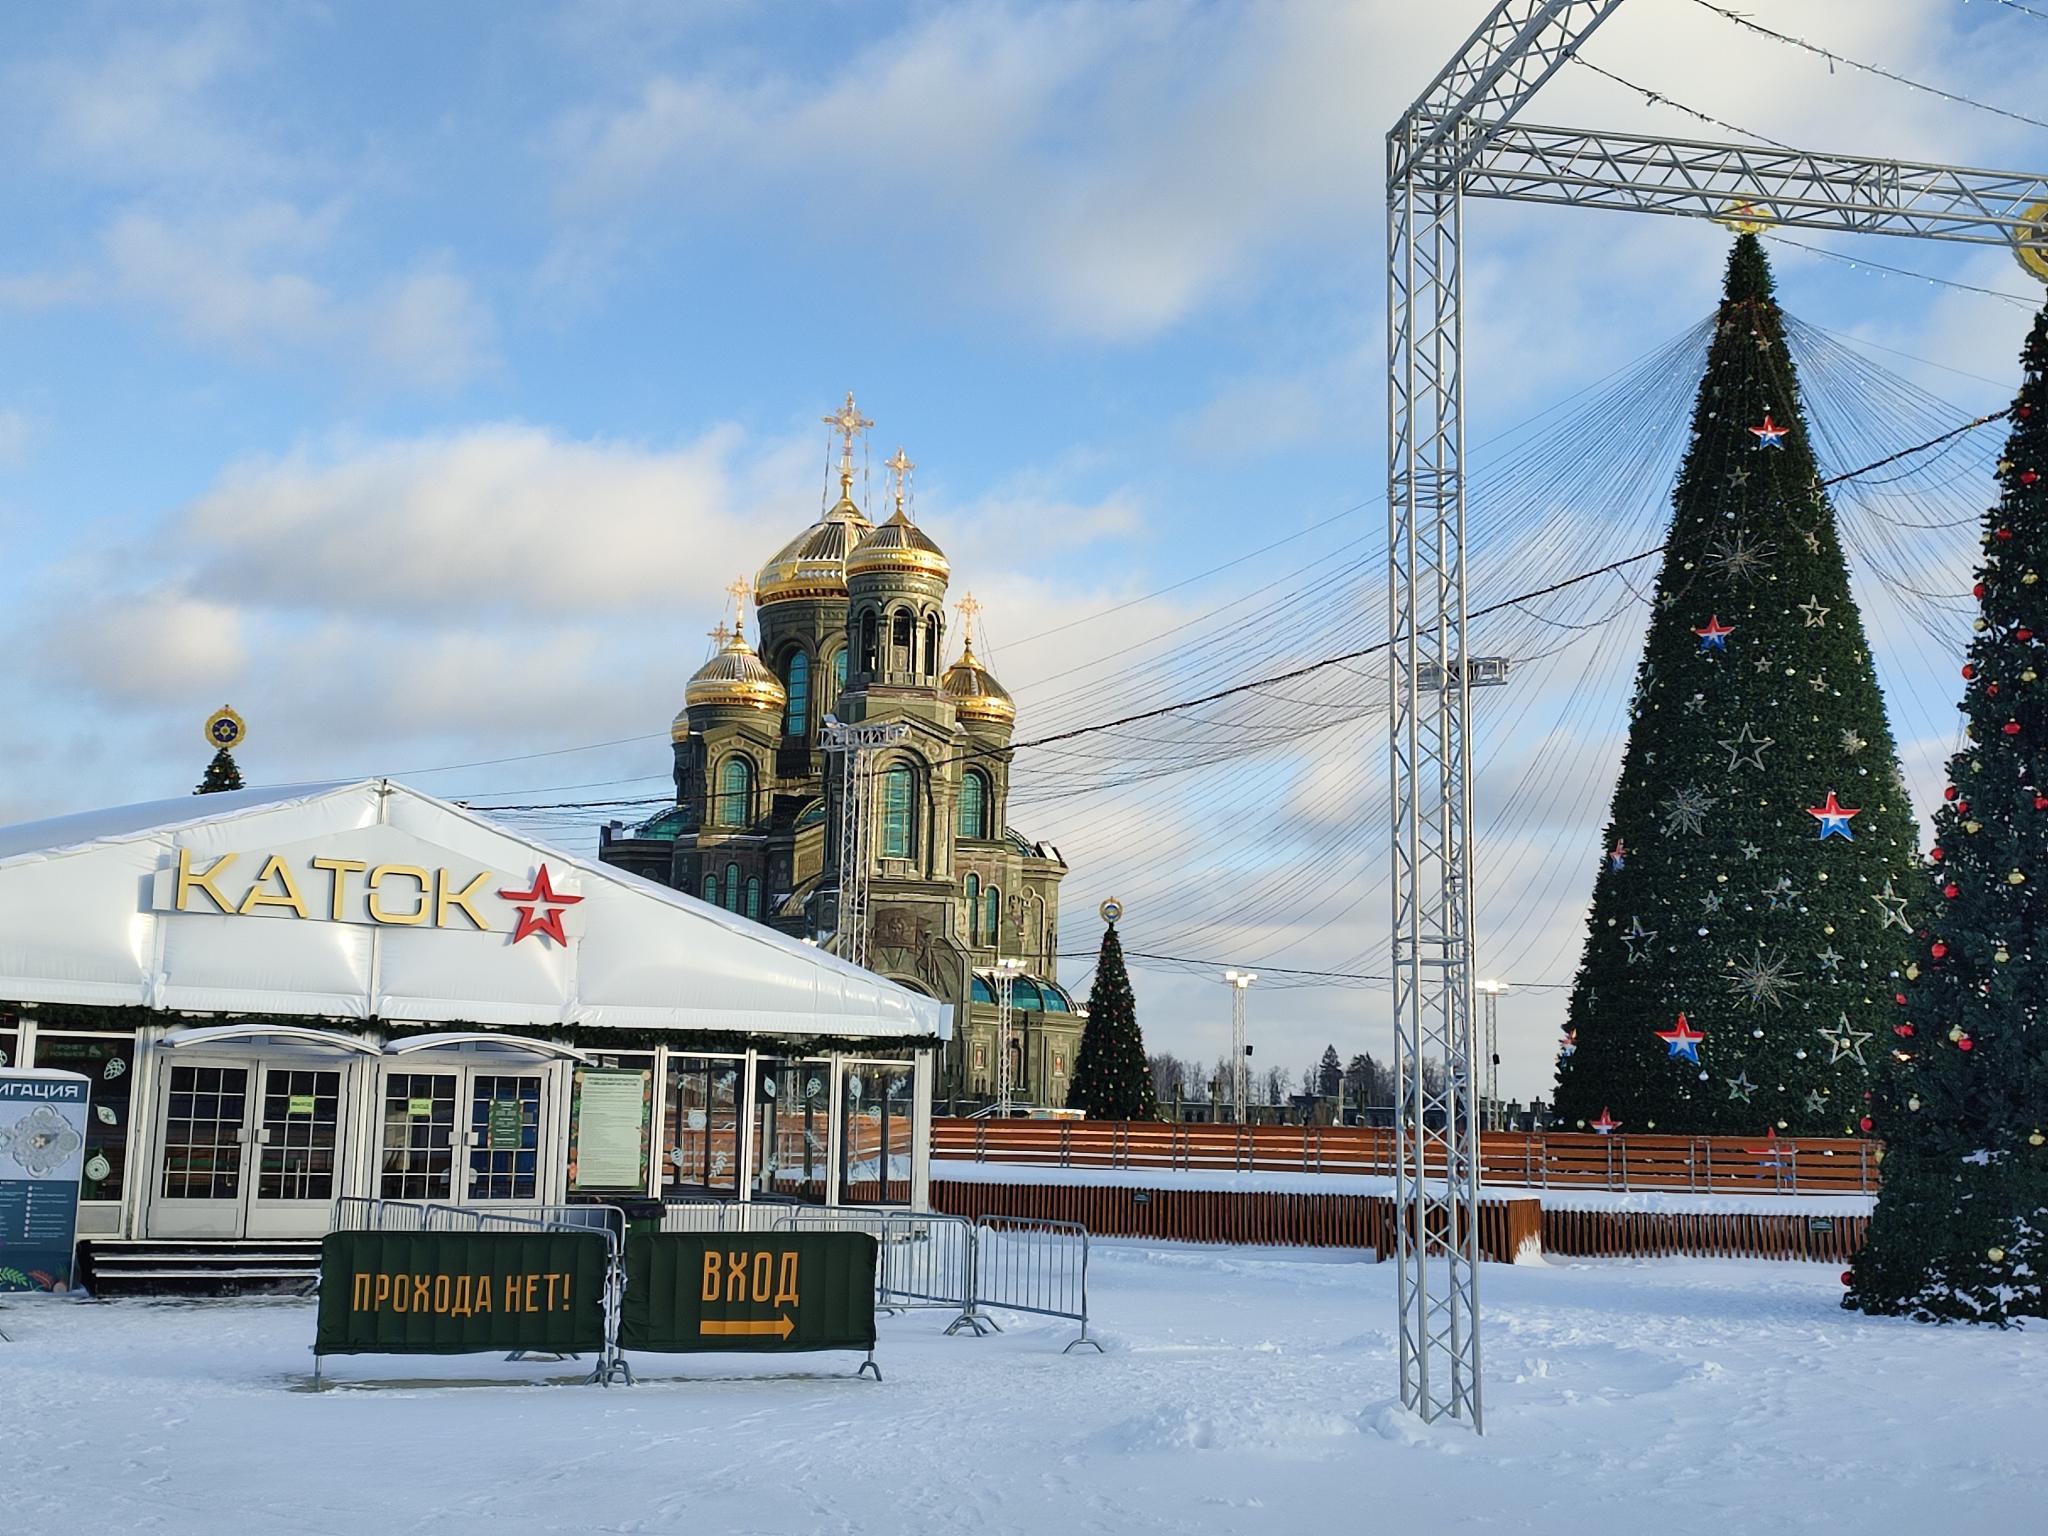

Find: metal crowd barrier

[971,1215,1102,1353]
[769,1206,987,1334]
[325,1198,631,1385]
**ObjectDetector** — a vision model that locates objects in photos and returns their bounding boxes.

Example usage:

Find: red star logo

[497,863,583,945]
[1590,1107,1620,1135]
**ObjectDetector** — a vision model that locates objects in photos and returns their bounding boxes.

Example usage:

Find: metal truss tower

[821,716,909,971]
[1389,0,2048,1432]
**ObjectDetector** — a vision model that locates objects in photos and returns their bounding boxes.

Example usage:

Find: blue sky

[3,0,2045,1098]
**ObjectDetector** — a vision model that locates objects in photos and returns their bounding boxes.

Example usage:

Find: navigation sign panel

[0,1070,90,1293]
[620,1231,877,1354]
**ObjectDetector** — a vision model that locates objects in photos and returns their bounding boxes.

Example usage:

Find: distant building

[601,396,1078,1100]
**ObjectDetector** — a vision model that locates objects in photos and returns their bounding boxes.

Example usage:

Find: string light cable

[1691,0,2048,132]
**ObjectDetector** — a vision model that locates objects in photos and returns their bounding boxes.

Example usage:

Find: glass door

[245,1066,346,1238]
[378,1070,461,1202]
[149,1063,252,1238]
[464,1072,542,1203]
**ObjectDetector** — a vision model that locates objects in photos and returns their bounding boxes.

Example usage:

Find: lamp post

[994,956,1025,1117]
[1223,969,1257,1124]
[1474,980,1507,1131]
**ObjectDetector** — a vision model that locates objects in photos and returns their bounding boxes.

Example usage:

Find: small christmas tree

[1847,301,2048,1324]
[1554,236,1918,1134]
[1066,918,1158,1120]
[196,747,244,794]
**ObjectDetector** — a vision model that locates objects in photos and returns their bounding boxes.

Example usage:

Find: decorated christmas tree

[1846,301,2048,1324]
[196,748,244,795]
[1067,915,1158,1120]
[1553,235,1918,1135]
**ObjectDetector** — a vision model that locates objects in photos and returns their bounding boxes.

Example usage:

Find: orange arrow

[700,1314,794,1340]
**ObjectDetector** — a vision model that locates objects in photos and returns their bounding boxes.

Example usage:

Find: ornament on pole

[203,706,247,752]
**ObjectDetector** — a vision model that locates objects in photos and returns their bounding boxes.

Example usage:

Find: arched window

[722,862,741,912]
[827,647,847,707]
[958,770,989,841]
[860,610,878,673]
[965,874,981,945]
[880,764,914,859]
[924,614,940,675]
[701,873,718,904]
[782,651,809,738]
[984,885,1001,948]
[745,876,762,921]
[891,609,913,671]
[717,756,753,826]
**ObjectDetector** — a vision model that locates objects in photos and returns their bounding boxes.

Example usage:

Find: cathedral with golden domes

[600,394,1077,1101]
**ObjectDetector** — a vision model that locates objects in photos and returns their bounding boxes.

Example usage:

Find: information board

[315,1230,610,1356]
[0,1069,91,1293]
[568,1068,652,1192]
[620,1231,877,1354]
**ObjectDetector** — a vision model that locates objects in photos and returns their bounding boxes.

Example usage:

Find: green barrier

[622,1230,878,1371]
[315,1230,610,1358]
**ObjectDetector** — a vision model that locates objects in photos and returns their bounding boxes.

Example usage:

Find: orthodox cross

[823,392,873,483]
[885,446,914,512]
[955,590,983,649]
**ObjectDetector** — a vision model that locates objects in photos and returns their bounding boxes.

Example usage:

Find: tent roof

[0,779,943,1041]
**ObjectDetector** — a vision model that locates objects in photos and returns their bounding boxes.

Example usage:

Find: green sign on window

[407,1097,435,1119]
[288,1094,317,1117]
[487,1099,525,1150]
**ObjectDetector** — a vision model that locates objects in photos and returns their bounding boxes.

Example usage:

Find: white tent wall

[0,780,946,1040]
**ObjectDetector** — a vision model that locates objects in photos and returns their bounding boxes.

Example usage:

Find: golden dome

[941,638,1015,727]
[755,490,874,606]
[670,706,691,743]
[847,506,950,583]
[685,624,786,712]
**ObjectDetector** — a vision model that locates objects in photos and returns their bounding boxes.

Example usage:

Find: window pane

[881,766,913,858]
[34,1033,136,1202]
[833,648,848,690]
[718,756,751,826]
[723,862,741,911]
[784,651,809,737]
[665,1056,742,1195]
[701,873,718,903]
[958,772,985,840]
[965,874,979,944]
[745,876,762,921]
[985,886,1001,943]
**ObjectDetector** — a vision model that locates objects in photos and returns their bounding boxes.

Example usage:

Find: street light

[1474,980,1508,1131]
[1223,969,1257,1124]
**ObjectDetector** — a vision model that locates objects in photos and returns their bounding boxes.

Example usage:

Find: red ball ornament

[1895,992,1908,1006]
[1859,1116,1873,1133]
[1962,664,1977,680]
[1975,582,1987,598]
[1840,1270,1854,1286]
[2036,796,2048,811]
[1959,1037,1976,1052]
[2020,629,2035,642]
[1931,847,1946,862]
[1932,941,1948,958]
[1945,883,1961,899]
[1895,1024,1916,1037]
[1959,801,1971,815]
[2006,721,2022,735]
[2024,471,2040,487]
[1944,785,1960,801]
[1999,527,2015,541]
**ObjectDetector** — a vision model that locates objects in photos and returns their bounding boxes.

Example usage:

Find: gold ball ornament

[2030,1131,2045,1147]
[2010,870,2028,885]
[1997,948,2011,963]
[1908,1096,1922,1111]
[1989,1247,2007,1263]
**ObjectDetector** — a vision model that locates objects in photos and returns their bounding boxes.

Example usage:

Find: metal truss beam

[1456,121,2048,250]
[1394,0,1626,184]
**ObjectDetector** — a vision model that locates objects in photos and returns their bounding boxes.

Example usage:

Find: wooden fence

[932,1118,1878,1195]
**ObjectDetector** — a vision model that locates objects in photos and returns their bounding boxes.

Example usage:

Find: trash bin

[614,1197,666,1238]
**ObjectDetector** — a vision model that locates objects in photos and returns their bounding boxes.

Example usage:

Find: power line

[1571,56,1792,148]
[1764,233,2041,312]
[1691,0,2048,131]
[1976,0,2048,23]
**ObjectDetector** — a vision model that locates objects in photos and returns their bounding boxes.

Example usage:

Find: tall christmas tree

[196,748,244,795]
[1554,236,1918,1135]
[1067,916,1159,1120]
[1847,301,2048,1324]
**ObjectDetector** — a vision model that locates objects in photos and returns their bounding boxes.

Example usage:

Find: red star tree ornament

[1749,414,1788,448]
[1590,1107,1621,1135]
[1655,1013,1705,1063]
[497,863,583,945]
[1807,790,1861,841]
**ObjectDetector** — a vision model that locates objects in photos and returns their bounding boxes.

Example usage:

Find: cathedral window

[880,763,914,859]
[783,651,809,737]
[745,876,762,921]
[716,755,754,826]
[701,873,718,904]
[891,609,913,669]
[722,862,742,911]
[827,647,847,705]
[925,614,940,675]
[860,611,878,673]
[958,770,989,840]
[965,873,981,944]
[984,884,1002,948]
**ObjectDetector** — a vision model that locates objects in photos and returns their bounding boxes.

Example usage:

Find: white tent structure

[0,781,943,1272]
[0,779,944,1037]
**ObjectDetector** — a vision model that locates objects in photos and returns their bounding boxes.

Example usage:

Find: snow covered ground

[2,1244,2040,1534]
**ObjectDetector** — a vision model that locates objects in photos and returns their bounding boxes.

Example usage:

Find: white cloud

[0,410,35,468]
[37,592,246,704]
